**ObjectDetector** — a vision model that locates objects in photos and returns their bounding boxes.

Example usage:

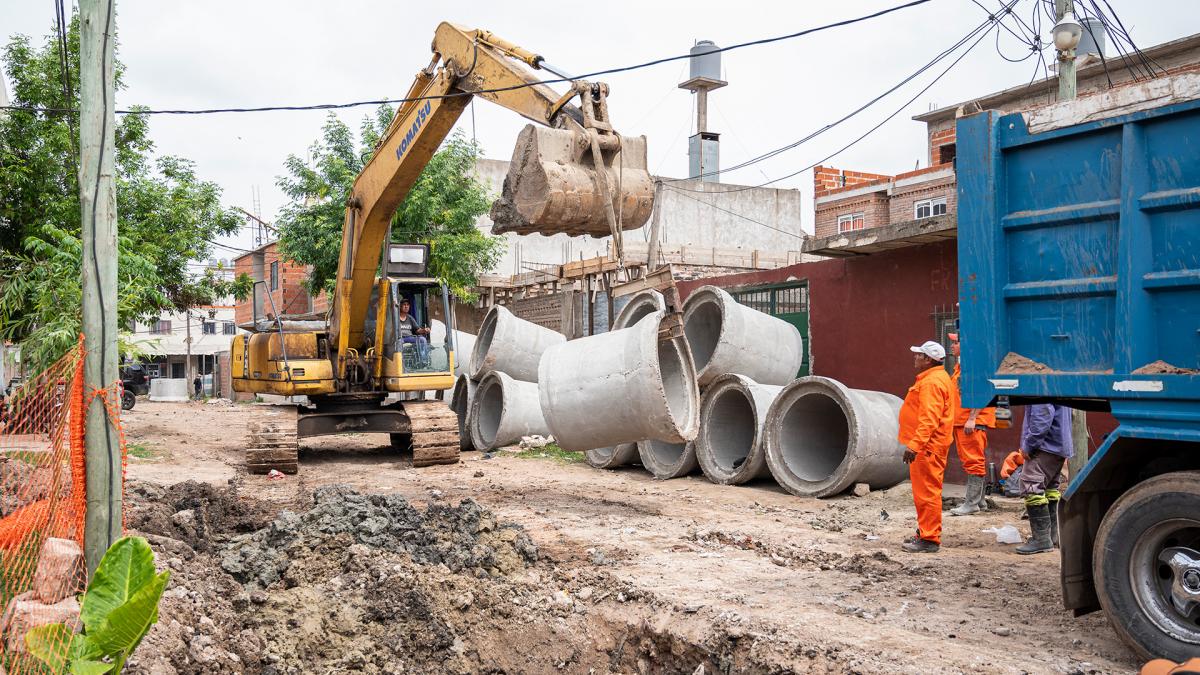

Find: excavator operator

[397,298,431,366]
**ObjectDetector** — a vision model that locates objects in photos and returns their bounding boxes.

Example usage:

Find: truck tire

[1094,471,1200,661]
[121,390,136,411]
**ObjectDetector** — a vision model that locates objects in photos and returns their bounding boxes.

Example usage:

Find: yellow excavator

[231,23,654,471]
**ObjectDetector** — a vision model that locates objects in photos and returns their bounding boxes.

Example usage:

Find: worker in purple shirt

[1015,403,1073,554]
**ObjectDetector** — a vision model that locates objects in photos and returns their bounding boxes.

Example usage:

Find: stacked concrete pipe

[449,375,477,452]
[539,310,699,452]
[470,305,565,381]
[584,290,667,469]
[638,439,698,479]
[470,371,551,450]
[682,285,805,387]
[695,374,784,485]
[763,376,907,498]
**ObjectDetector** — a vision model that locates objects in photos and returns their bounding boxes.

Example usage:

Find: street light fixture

[1053,13,1083,53]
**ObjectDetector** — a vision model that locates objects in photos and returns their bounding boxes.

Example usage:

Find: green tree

[0,17,251,370]
[275,107,504,300]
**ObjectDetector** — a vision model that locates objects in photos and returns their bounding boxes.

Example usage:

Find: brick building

[232,241,324,324]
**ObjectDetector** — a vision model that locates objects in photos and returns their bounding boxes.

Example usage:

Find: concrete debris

[585,290,668,469]
[682,285,804,387]
[220,485,538,588]
[469,371,550,451]
[0,591,81,655]
[695,374,783,485]
[519,435,553,449]
[852,483,871,497]
[470,304,564,382]
[764,376,907,498]
[30,537,82,604]
[539,310,699,452]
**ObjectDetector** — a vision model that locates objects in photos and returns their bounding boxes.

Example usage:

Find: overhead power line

[1,0,933,116]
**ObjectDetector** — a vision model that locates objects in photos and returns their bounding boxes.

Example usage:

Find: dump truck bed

[957,93,1200,416]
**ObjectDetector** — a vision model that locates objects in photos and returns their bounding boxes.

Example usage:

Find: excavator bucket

[490,125,655,237]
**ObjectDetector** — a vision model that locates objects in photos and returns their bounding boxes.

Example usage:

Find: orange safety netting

[0,337,127,672]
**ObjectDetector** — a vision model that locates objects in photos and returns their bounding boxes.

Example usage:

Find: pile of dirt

[0,455,56,516]
[218,484,538,588]
[1132,360,1199,375]
[997,351,1055,374]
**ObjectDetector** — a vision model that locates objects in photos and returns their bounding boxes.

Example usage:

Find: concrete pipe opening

[682,299,722,375]
[638,439,697,479]
[539,310,699,451]
[681,286,805,387]
[585,443,639,469]
[764,376,906,498]
[450,375,476,452]
[696,374,781,485]
[469,371,549,451]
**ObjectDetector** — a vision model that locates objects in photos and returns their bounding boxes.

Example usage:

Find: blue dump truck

[958,90,1200,660]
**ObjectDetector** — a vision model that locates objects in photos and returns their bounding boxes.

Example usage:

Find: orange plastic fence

[0,338,127,672]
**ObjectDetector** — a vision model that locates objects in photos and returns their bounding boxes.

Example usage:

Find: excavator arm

[330,22,653,374]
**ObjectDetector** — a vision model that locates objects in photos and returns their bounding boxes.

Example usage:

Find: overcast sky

[3,1,1195,259]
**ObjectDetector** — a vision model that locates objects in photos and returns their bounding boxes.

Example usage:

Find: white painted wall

[473,158,804,276]
[129,306,244,358]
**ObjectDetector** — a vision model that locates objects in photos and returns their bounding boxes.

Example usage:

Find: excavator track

[245,407,299,474]
[405,400,461,468]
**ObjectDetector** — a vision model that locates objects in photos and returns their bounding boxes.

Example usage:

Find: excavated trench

[120,480,759,675]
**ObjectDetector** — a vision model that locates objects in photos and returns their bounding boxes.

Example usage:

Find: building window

[202,321,216,335]
[151,320,172,335]
[270,261,279,290]
[223,321,237,335]
[915,197,947,219]
[937,143,956,166]
[837,212,865,233]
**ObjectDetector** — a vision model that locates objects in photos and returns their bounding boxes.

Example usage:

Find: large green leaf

[24,623,72,672]
[88,569,170,657]
[80,537,157,634]
[70,660,114,675]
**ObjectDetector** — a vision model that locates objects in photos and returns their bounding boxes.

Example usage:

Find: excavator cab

[368,244,457,393]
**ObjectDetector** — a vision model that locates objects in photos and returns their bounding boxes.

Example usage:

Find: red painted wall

[679,240,1117,484]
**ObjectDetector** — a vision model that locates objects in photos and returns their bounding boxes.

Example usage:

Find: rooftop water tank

[689,40,721,82]
[1077,17,1106,59]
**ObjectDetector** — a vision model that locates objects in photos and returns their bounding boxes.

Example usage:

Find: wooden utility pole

[80,0,120,575]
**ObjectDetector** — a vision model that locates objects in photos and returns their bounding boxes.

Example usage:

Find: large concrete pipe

[763,376,907,498]
[682,285,804,387]
[695,374,783,485]
[470,305,564,381]
[469,371,550,451]
[432,320,476,378]
[584,290,667,469]
[539,310,699,452]
[449,375,477,452]
[638,439,698,479]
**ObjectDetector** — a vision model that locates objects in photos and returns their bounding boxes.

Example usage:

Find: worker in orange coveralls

[898,340,955,553]
[948,331,996,516]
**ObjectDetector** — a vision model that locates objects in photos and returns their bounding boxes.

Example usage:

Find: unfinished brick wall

[812,165,892,197]
[508,294,564,334]
[888,173,958,224]
[233,243,314,323]
[929,125,957,166]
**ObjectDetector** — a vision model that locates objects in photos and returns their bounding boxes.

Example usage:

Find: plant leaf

[89,570,170,656]
[24,623,72,672]
[70,660,114,675]
[80,537,157,634]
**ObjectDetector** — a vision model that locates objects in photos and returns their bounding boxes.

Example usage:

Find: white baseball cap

[910,341,946,361]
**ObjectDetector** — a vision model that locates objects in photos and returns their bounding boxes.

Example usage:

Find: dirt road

[123,400,1137,674]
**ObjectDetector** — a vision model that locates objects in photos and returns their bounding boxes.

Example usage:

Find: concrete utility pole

[1056,0,1078,102]
[185,311,192,397]
[80,0,120,574]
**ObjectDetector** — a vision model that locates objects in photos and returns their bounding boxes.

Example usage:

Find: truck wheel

[121,390,136,411]
[1094,471,1200,661]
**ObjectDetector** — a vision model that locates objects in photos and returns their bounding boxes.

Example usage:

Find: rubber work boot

[950,475,986,516]
[1048,499,1060,548]
[1016,503,1054,554]
[902,537,940,553]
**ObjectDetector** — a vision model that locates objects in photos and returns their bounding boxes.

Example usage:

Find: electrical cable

[666,0,1010,195]
[2,0,934,117]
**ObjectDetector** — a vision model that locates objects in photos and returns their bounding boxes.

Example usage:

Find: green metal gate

[729,281,810,376]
